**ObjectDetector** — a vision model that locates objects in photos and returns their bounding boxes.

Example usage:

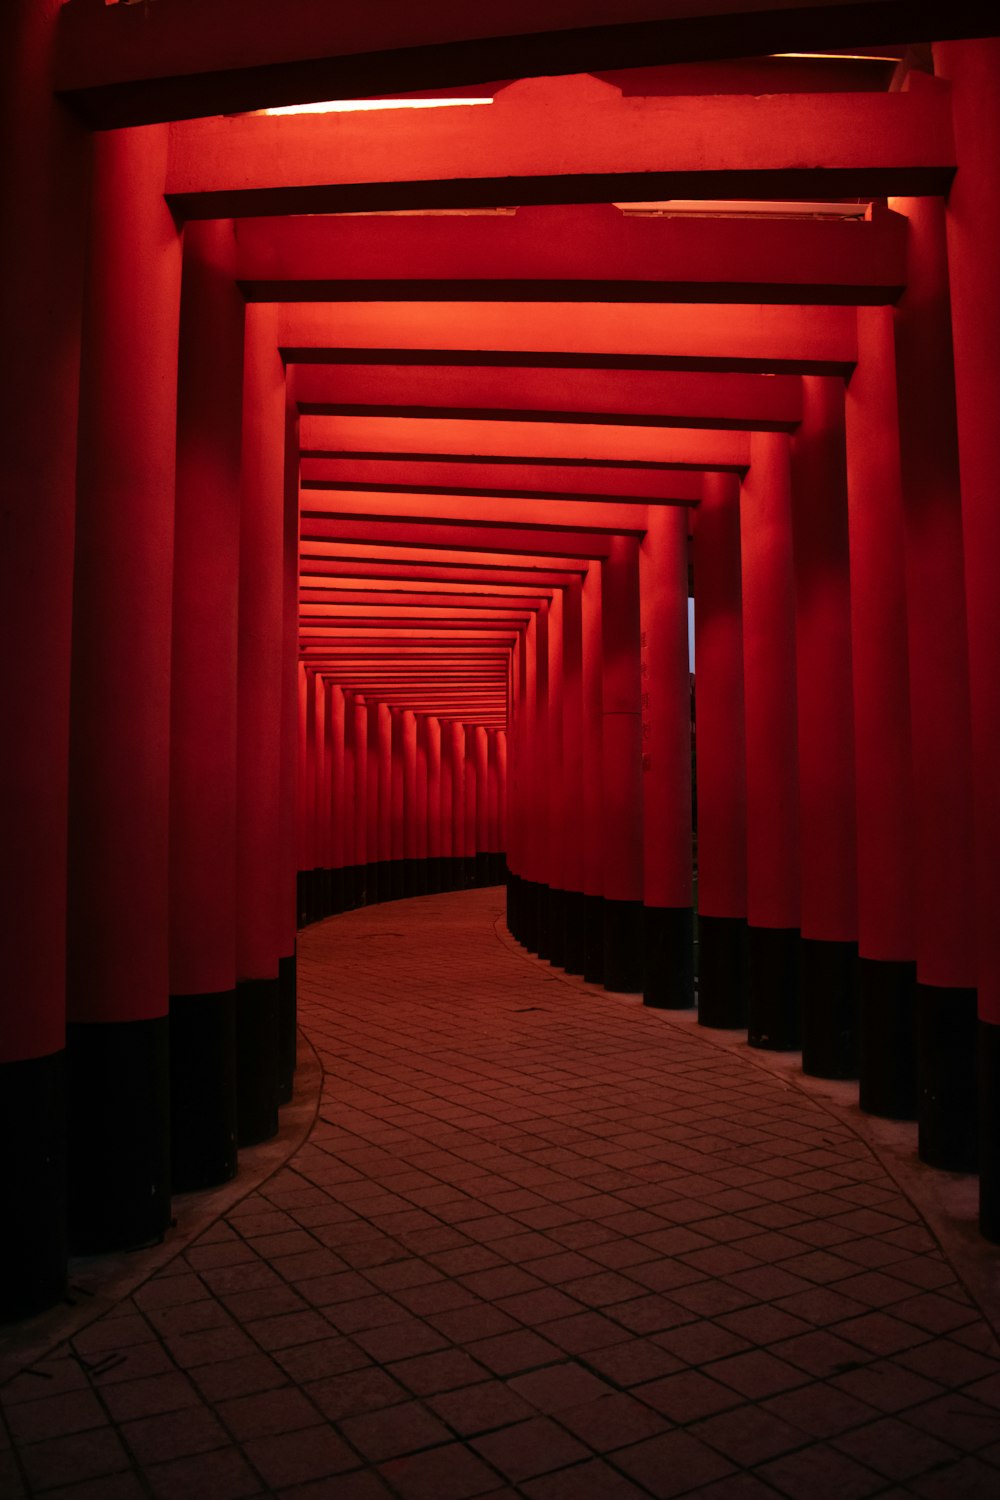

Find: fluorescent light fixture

[265,98,493,116]
[771,52,902,62]
[615,199,870,218]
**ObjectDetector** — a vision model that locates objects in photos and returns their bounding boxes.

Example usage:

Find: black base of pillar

[747,926,801,1051]
[978,1020,1000,1242]
[488,853,506,886]
[296,870,309,929]
[426,857,443,894]
[506,870,518,936]
[548,888,567,969]
[799,937,859,1079]
[322,868,335,918]
[521,878,540,953]
[0,1049,66,1322]
[236,977,279,1147]
[312,867,326,920]
[367,861,384,904]
[583,894,605,983]
[916,983,978,1172]
[536,884,553,960]
[697,914,748,1029]
[402,858,418,897]
[858,957,917,1120]
[448,856,464,890]
[414,858,429,895]
[277,954,297,1106]
[604,898,643,992]
[389,860,405,901]
[564,890,587,975]
[331,866,346,915]
[169,991,237,1193]
[476,852,491,888]
[643,906,694,1009]
[67,1016,171,1256]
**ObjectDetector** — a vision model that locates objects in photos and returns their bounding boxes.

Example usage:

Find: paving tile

[583,1336,686,1387]
[4,1388,107,1443]
[387,1349,490,1396]
[189,1352,288,1401]
[18,1427,131,1492]
[306,1367,409,1421]
[553,1390,669,1450]
[244,1424,360,1486]
[519,1456,652,1499]
[688,1402,806,1466]
[465,1330,563,1375]
[145,1444,263,1499]
[378,1441,503,1499]
[36,1474,149,1500]
[340,1399,453,1461]
[217,1385,321,1439]
[832,1415,958,1480]
[613,1428,736,1497]
[120,1404,229,1465]
[508,1362,615,1413]
[756,1440,886,1498]
[635,1369,743,1423]
[707,1349,810,1400]
[428,1380,536,1436]
[471,1415,590,1480]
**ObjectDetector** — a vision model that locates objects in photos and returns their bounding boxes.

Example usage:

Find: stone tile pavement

[3,888,1000,1498]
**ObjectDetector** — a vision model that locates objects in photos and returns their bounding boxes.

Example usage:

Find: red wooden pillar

[640,505,694,1009]
[426,715,443,892]
[532,602,551,946]
[354,696,369,903]
[390,707,406,898]
[521,609,542,948]
[0,0,90,1318]
[845,306,917,1121]
[561,580,586,972]
[486,728,501,884]
[236,303,286,1145]
[474,725,490,888]
[439,712,455,888]
[791,377,859,1078]
[741,432,801,1049]
[329,684,347,914]
[403,709,419,895]
[296,662,312,926]
[464,724,478,885]
[581,564,605,982]
[371,702,386,900]
[311,669,328,918]
[278,379,300,1097]
[695,472,748,1027]
[892,190,979,1171]
[542,589,566,961]
[301,667,318,919]
[67,123,180,1252]
[341,693,357,908]
[503,636,521,936]
[935,38,1000,1237]
[169,218,243,1190]
[496,729,509,882]
[602,535,644,992]
[452,722,469,888]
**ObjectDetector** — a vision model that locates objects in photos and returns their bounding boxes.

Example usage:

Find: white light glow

[771,52,902,63]
[265,98,493,116]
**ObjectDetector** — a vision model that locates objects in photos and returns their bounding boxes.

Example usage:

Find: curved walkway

[4,889,1000,1499]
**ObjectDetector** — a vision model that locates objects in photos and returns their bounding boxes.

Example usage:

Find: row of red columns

[296,680,507,921]
[499,178,989,1214]
[2,128,304,1315]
